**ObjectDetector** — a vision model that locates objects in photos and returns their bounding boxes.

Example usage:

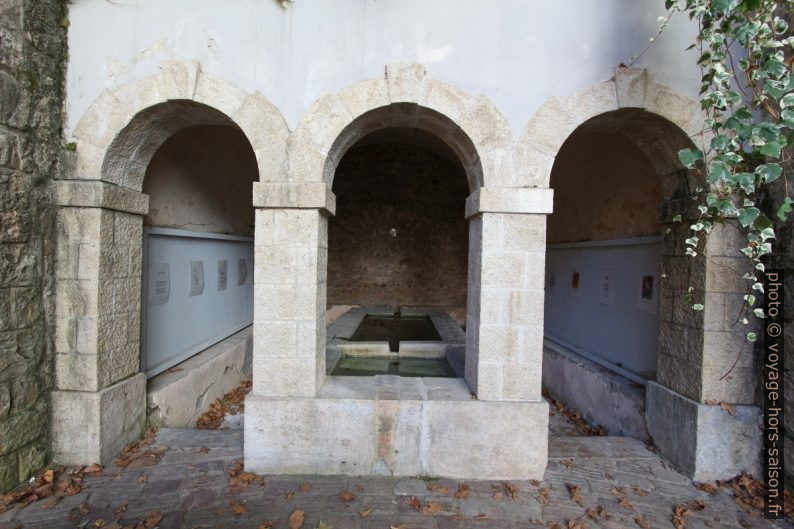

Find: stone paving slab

[1,429,791,529]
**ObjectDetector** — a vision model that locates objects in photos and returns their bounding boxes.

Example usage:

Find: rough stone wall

[328,143,468,314]
[547,130,662,244]
[142,125,258,237]
[0,0,66,491]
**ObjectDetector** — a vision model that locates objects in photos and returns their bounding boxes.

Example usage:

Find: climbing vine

[665,0,793,341]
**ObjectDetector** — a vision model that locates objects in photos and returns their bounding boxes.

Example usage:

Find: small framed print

[237,258,247,286]
[189,260,204,297]
[637,271,659,314]
[597,269,616,306]
[570,270,582,298]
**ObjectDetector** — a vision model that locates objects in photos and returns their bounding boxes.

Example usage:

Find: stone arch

[287,64,515,191]
[65,60,289,190]
[52,61,289,467]
[518,67,707,189]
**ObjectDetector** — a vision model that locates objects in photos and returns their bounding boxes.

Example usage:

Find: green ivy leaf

[747,332,758,342]
[781,93,794,107]
[753,214,773,231]
[744,294,756,305]
[693,303,705,311]
[760,141,782,157]
[678,148,704,168]
[777,197,793,220]
[756,163,782,183]
[738,207,760,226]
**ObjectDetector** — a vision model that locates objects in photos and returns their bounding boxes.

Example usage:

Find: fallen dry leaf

[632,485,649,496]
[358,507,372,518]
[672,505,689,529]
[258,522,275,529]
[561,458,576,469]
[196,378,252,429]
[422,501,442,516]
[299,482,311,493]
[536,488,551,505]
[83,463,103,474]
[568,484,585,506]
[339,490,356,501]
[695,482,717,494]
[634,515,651,528]
[143,511,163,528]
[719,401,737,416]
[453,484,470,499]
[288,509,305,529]
[406,496,421,511]
[231,501,246,515]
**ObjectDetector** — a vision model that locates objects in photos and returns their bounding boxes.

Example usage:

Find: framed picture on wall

[569,269,582,299]
[636,271,659,314]
[597,269,616,306]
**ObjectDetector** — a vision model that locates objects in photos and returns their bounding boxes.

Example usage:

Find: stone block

[501,213,546,252]
[251,357,316,397]
[54,181,148,215]
[252,182,336,215]
[244,394,548,479]
[542,341,648,440]
[458,95,513,155]
[148,327,252,427]
[465,187,553,218]
[339,78,390,120]
[52,373,146,466]
[386,63,426,104]
[419,79,470,122]
[646,381,761,481]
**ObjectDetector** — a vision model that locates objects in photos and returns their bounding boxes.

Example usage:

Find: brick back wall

[0,0,66,491]
[328,143,469,314]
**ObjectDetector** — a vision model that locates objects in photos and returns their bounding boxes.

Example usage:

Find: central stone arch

[245,64,551,479]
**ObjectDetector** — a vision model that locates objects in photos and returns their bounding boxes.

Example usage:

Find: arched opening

[104,100,258,424]
[324,104,477,379]
[543,108,698,438]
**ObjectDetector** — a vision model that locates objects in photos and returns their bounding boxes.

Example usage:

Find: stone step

[548,436,656,460]
[155,427,243,449]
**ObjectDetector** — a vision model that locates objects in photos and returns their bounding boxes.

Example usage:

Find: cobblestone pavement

[1,412,790,529]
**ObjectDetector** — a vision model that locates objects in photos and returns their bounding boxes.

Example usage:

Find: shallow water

[331,355,455,377]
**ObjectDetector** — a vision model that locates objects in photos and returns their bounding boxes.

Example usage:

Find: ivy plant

[665,0,793,342]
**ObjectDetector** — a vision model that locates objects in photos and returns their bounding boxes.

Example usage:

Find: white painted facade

[65,0,701,136]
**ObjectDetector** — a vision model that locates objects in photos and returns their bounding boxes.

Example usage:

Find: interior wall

[142,125,258,236]
[547,130,661,244]
[328,141,468,317]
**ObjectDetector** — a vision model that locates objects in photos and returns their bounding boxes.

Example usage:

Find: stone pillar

[51,181,148,465]
[464,188,552,401]
[647,209,761,480]
[250,182,335,398]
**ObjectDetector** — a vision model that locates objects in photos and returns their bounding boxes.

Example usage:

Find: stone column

[464,188,552,401]
[250,182,335,398]
[51,181,148,465]
[647,205,761,480]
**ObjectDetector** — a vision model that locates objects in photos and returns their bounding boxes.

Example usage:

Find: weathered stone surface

[52,373,146,465]
[0,0,67,492]
[148,327,252,427]
[646,381,761,481]
[542,341,649,440]
[245,394,549,479]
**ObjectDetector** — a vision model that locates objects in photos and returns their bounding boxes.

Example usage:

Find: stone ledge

[147,326,253,428]
[252,181,336,215]
[542,340,648,440]
[465,187,553,218]
[244,395,548,479]
[52,373,146,466]
[646,381,761,481]
[54,180,149,215]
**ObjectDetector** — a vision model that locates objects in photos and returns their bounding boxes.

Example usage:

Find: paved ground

[1,404,790,529]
